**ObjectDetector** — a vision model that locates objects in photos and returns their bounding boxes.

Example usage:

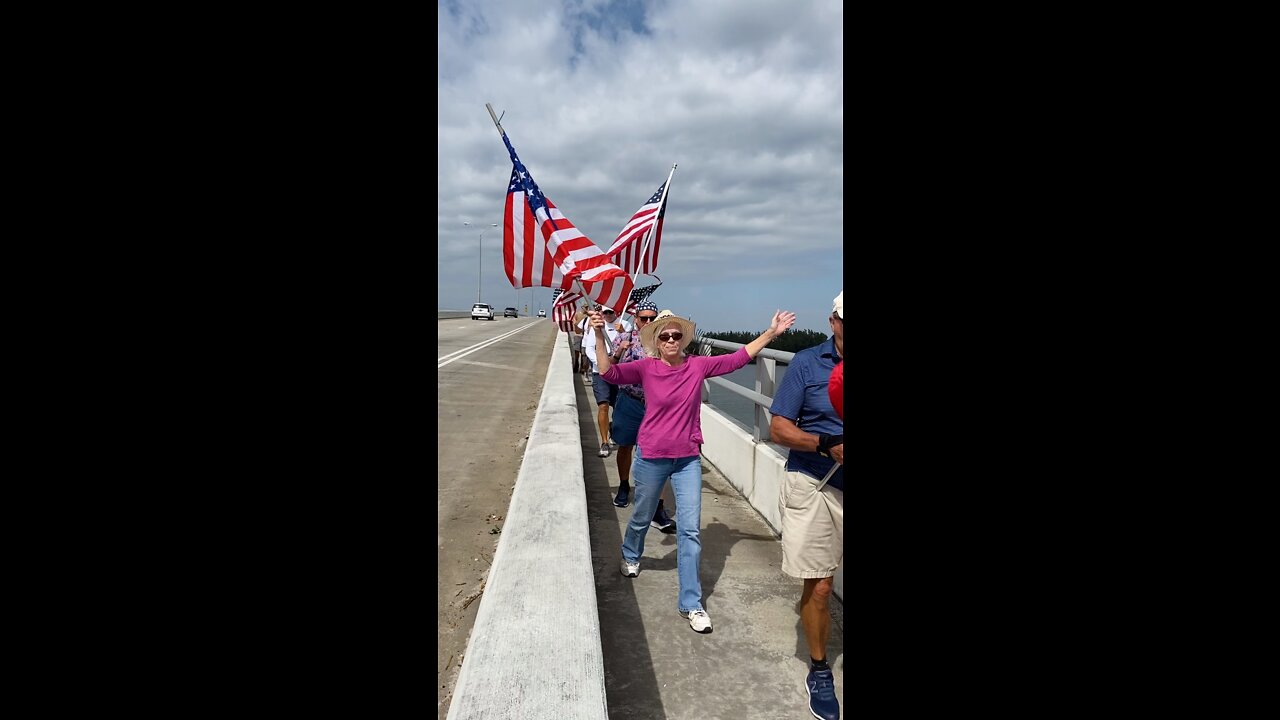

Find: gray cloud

[439,0,843,333]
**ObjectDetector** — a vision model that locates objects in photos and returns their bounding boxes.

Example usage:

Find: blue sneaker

[650,506,675,532]
[613,486,629,507]
[805,666,839,720]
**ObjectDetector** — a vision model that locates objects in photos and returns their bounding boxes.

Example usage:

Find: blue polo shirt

[769,336,843,491]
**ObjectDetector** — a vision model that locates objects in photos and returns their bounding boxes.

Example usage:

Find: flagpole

[634,163,677,276]
[814,462,839,492]
[485,103,505,136]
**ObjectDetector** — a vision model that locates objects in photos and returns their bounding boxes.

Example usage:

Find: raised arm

[587,310,614,374]
[744,310,797,359]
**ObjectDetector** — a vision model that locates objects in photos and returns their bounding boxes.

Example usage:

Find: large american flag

[606,181,666,276]
[500,134,633,313]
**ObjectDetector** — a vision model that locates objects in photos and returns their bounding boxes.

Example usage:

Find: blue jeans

[622,447,704,613]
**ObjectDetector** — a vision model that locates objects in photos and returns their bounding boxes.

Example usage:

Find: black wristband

[817,433,844,457]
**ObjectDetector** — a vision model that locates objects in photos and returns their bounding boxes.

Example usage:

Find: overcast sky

[438,0,842,334]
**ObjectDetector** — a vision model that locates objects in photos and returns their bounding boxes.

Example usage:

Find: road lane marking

[438,323,540,368]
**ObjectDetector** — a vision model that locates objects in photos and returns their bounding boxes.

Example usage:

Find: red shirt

[827,361,844,420]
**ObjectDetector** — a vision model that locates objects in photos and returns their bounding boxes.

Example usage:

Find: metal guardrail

[691,335,794,444]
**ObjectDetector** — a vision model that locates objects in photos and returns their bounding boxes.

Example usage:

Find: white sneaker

[681,608,713,633]
[620,559,639,578]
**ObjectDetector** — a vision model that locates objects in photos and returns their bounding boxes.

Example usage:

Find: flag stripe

[552,295,577,332]
[504,182,565,289]
[606,181,667,276]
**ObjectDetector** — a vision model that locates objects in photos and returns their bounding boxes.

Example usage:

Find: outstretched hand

[770,310,797,335]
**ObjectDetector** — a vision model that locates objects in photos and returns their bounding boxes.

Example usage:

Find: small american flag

[552,296,578,333]
[607,181,666,276]
[624,278,663,315]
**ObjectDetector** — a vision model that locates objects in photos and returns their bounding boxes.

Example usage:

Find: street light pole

[464,222,499,305]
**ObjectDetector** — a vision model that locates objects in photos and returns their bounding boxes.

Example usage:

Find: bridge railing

[691,335,793,444]
[690,335,843,602]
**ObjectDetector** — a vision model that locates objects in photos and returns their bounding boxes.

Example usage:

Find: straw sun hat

[640,309,697,355]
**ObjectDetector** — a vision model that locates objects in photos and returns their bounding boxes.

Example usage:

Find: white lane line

[438,322,540,368]
[438,323,531,362]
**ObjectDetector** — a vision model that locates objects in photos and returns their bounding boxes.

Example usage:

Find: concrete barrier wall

[446,340,608,720]
[699,405,844,601]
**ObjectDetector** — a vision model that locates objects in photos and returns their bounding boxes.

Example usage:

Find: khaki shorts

[779,469,844,579]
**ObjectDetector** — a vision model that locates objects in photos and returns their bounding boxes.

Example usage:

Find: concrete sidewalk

[575,378,845,720]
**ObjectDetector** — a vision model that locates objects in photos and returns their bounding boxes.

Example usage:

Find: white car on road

[471,303,495,321]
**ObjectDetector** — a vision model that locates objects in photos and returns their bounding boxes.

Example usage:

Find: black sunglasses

[658,332,683,342]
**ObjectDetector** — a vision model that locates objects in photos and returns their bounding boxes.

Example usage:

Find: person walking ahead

[581,306,629,457]
[589,306,796,633]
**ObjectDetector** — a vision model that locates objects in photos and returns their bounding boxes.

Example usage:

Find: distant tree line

[699,328,828,359]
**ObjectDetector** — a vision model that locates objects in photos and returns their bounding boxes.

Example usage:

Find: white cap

[833,291,843,319]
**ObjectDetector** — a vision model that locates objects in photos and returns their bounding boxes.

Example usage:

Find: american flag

[624,279,663,316]
[554,277,662,319]
[606,181,667,276]
[552,295,578,333]
[500,134,633,313]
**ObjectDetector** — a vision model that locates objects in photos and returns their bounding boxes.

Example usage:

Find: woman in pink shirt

[588,306,796,633]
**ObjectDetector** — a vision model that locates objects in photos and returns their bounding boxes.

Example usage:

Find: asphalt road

[437,315,562,718]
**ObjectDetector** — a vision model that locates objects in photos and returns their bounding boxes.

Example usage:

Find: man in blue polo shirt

[769,290,844,720]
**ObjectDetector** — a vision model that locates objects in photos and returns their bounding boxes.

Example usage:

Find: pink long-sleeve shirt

[601,348,751,459]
